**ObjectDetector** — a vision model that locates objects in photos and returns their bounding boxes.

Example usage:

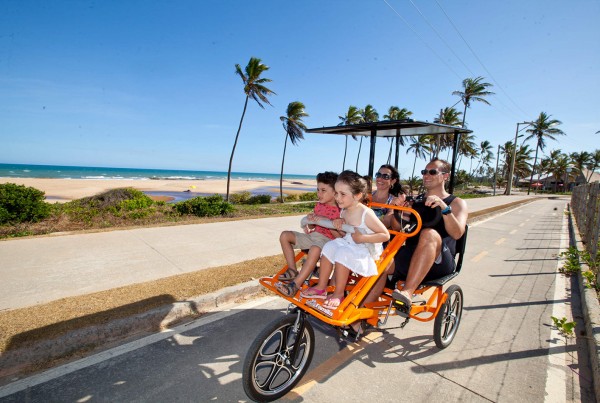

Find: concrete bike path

[0,195,535,311]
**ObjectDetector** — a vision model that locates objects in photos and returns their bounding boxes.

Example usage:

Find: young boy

[276,171,341,297]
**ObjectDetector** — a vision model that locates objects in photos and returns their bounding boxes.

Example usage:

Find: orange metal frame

[259,202,451,329]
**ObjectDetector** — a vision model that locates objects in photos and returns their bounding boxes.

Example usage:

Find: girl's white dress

[321,208,383,277]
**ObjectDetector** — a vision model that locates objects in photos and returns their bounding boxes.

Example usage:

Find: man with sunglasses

[388,158,468,310]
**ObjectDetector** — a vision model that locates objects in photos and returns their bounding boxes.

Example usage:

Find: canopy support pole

[368,128,377,178]
[394,129,400,169]
[449,129,460,194]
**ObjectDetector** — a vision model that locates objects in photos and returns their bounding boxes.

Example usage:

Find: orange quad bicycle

[242,200,468,402]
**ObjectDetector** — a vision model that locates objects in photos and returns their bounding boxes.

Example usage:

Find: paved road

[0,197,593,402]
[0,195,533,310]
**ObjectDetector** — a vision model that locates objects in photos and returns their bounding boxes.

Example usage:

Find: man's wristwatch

[441,205,452,215]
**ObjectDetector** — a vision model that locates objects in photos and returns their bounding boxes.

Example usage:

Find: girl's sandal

[275,281,299,297]
[323,296,343,309]
[278,268,299,282]
[300,287,327,300]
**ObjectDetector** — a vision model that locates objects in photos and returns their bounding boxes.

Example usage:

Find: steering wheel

[393,199,442,233]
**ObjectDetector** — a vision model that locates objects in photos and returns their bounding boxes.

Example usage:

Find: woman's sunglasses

[421,169,446,176]
[375,172,392,180]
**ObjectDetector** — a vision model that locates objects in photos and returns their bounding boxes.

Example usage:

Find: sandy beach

[0,177,317,202]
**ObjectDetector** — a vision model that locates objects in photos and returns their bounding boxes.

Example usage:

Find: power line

[407,0,475,77]
[434,0,530,118]
[381,0,463,81]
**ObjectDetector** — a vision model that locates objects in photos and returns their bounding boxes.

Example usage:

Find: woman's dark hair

[316,171,338,188]
[337,170,370,203]
[378,164,404,196]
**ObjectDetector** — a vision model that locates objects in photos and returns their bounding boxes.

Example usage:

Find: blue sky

[1,0,599,179]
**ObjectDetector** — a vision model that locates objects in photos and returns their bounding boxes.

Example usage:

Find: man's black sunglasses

[421,169,446,176]
[375,172,392,180]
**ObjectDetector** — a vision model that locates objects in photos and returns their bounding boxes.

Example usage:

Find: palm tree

[227,57,275,201]
[456,131,477,171]
[546,149,565,192]
[279,102,308,203]
[570,151,592,182]
[383,106,412,164]
[356,105,379,171]
[473,140,493,179]
[338,105,362,170]
[451,77,493,179]
[407,135,432,182]
[502,142,533,194]
[525,112,565,194]
[587,149,600,182]
[433,107,462,159]
[452,76,495,128]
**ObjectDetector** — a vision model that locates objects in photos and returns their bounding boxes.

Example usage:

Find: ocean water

[0,163,315,182]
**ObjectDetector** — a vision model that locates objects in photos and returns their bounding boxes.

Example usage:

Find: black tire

[433,284,463,349]
[242,314,315,402]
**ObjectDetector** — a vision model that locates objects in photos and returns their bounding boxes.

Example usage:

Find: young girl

[300,170,390,309]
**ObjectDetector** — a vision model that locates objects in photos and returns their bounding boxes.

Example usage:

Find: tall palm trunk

[527,141,540,195]
[387,138,394,165]
[411,152,418,179]
[227,96,249,202]
[356,137,363,172]
[342,136,348,170]
[279,134,289,203]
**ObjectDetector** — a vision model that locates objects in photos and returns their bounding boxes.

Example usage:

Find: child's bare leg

[293,245,321,288]
[331,264,350,300]
[312,256,333,291]
[279,231,298,273]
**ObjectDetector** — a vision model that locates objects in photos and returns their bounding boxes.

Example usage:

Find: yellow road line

[495,238,506,245]
[471,251,488,262]
[509,229,517,234]
[284,331,383,399]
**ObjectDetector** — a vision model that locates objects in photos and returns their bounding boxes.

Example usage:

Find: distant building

[516,168,599,191]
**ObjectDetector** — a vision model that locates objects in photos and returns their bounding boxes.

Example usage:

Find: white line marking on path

[0,296,279,398]
[543,210,569,403]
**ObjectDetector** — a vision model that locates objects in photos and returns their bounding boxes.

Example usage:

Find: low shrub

[284,194,299,202]
[0,183,50,224]
[246,194,272,205]
[174,194,233,217]
[76,188,153,210]
[299,192,317,201]
[229,191,251,204]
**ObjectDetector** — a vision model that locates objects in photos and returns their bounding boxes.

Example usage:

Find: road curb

[568,205,600,400]
[0,280,264,382]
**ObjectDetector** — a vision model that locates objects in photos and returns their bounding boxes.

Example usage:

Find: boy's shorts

[293,231,331,250]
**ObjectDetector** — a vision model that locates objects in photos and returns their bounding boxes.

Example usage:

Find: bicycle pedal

[392,301,410,317]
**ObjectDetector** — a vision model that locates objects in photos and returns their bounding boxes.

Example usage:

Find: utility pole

[493,144,500,196]
[507,122,532,195]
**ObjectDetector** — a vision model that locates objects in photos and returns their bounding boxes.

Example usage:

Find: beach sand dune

[0,177,317,202]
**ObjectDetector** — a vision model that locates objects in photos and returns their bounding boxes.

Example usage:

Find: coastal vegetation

[0,186,315,239]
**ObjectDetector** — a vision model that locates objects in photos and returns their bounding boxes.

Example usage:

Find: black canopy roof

[306,119,472,194]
